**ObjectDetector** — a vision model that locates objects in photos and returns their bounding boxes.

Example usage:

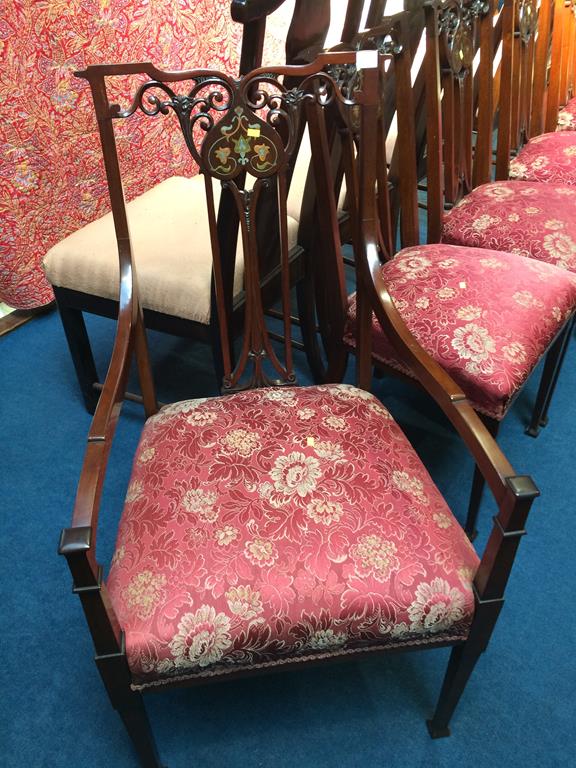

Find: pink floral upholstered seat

[343,245,576,419]
[106,384,479,688]
[557,98,576,131]
[509,133,576,186]
[442,182,576,273]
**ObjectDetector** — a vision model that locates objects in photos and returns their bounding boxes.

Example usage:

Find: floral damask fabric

[509,133,576,186]
[343,245,576,419]
[2,1,275,308]
[442,181,576,273]
[106,384,479,687]
[557,98,576,131]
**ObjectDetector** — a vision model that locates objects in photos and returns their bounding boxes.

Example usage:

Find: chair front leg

[427,591,504,738]
[96,646,165,768]
[427,642,483,738]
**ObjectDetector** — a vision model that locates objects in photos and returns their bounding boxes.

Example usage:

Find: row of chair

[56,1,576,766]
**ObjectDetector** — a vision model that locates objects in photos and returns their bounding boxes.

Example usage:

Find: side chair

[507,0,576,187]
[42,0,320,414]
[315,4,576,539]
[59,44,540,768]
[437,0,576,442]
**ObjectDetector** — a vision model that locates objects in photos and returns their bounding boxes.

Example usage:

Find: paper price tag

[356,50,378,70]
[247,127,261,138]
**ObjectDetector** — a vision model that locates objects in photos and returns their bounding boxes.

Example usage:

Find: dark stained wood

[424,1,447,243]
[529,0,553,137]
[284,0,331,65]
[495,0,516,180]
[545,0,568,129]
[473,0,495,187]
[558,0,574,104]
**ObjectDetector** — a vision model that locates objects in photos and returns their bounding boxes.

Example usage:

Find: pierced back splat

[200,80,300,392]
[424,0,491,238]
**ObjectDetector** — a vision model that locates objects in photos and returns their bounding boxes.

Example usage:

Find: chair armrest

[362,237,540,605]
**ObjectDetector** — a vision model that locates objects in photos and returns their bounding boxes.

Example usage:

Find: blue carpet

[1,309,575,768]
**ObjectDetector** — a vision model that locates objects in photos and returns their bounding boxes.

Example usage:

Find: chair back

[422,0,491,239]
[75,53,374,395]
[491,0,538,176]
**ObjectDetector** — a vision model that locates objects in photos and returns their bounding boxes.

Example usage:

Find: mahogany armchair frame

[59,44,539,768]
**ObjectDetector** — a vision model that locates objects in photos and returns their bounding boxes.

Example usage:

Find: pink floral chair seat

[106,384,479,689]
[557,97,576,131]
[343,245,576,419]
[442,181,576,272]
[509,133,576,186]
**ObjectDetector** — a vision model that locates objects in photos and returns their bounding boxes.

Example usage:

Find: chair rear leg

[297,277,348,383]
[526,318,573,437]
[296,277,326,383]
[464,417,500,540]
[56,299,100,413]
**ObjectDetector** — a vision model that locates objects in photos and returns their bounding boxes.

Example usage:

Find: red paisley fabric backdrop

[0,0,292,309]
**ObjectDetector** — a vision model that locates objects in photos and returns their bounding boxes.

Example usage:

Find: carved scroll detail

[436,0,488,75]
[518,0,538,44]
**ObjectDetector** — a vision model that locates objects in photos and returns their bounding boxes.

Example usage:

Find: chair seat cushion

[557,97,576,131]
[343,244,576,419]
[442,181,576,273]
[106,384,479,689]
[43,176,299,325]
[509,132,576,186]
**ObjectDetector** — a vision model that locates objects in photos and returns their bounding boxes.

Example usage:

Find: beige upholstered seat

[44,175,300,325]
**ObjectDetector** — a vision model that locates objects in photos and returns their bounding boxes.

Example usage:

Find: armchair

[59,39,539,768]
